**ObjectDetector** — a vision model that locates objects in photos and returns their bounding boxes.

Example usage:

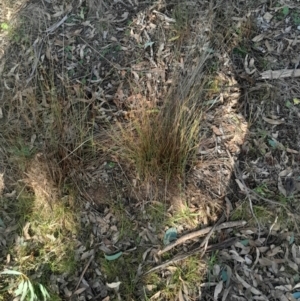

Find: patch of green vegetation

[1,186,79,300]
[111,202,137,241]
[273,5,300,25]
[169,203,201,228]
[256,57,271,70]
[252,205,273,221]
[8,190,35,223]
[0,22,10,31]
[101,46,111,56]
[8,140,35,170]
[291,11,300,26]
[0,269,53,301]
[145,256,205,300]
[99,252,141,300]
[231,202,251,221]
[206,251,219,283]
[233,46,248,57]
[114,44,122,52]
[172,2,190,31]
[145,202,167,227]
[254,183,271,198]
[207,78,221,95]
[275,6,290,21]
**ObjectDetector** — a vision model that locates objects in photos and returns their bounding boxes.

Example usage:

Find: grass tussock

[111,53,209,187]
[114,98,202,184]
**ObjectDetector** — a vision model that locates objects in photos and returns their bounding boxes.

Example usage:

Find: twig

[72,254,94,295]
[144,237,237,275]
[197,213,226,257]
[45,14,69,33]
[158,220,246,256]
[58,137,94,164]
[234,164,262,240]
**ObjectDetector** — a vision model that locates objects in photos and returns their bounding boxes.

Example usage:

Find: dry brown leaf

[235,272,266,297]
[262,116,284,125]
[252,34,265,42]
[278,177,286,197]
[214,281,223,301]
[106,282,121,290]
[74,287,86,295]
[212,125,222,136]
[286,148,298,154]
[177,289,185,301]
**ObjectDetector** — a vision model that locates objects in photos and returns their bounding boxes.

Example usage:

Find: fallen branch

[158,220,246,256]
[144,237,237,275]
[260,69,300,80]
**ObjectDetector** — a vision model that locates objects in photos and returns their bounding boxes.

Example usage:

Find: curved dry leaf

[288,260,298,272]
[278,177,286,197]
[74,287,86,295]
[286,148,298,154]
[291,244,300,265]
[150,291,161,300]
[213,264,220,276]
[235,272,265,296]
[214,281,223,301]
[222,287,231,301]
[263,116,284,125]
[178,289,185,301]
[224,265,232,287]
[229,250,245,263]
[212,125,222,136]
[106,281,121,290]
[252,34,265,42]
[259,257,273,266]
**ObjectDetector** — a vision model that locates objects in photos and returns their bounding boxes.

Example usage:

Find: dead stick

[158,220,246,256]
[71,254,94,298]
[197,213,226,257]
[144,237,237,275]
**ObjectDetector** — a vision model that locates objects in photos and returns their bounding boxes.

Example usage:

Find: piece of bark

[260,69,300,80]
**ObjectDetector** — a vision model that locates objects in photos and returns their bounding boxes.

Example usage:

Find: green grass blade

[0,269,23,275]
[20,280,28,301]
[14,280,25,296]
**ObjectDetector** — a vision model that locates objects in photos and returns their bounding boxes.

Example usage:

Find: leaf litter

[1,0,300,300]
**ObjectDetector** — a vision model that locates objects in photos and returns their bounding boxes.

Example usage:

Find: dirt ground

[1,0,300,300]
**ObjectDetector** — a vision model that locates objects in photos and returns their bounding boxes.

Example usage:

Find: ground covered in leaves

[1,0,300,300]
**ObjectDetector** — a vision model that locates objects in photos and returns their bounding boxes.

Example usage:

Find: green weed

[99,252,141,300]
[145,256,205,300]
[254,183,271,198]
[0,269,51,301]
[169,203,201,228]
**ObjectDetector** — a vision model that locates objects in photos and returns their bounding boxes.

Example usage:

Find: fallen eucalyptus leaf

[104,251,123,261]
[106,281,121,289]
